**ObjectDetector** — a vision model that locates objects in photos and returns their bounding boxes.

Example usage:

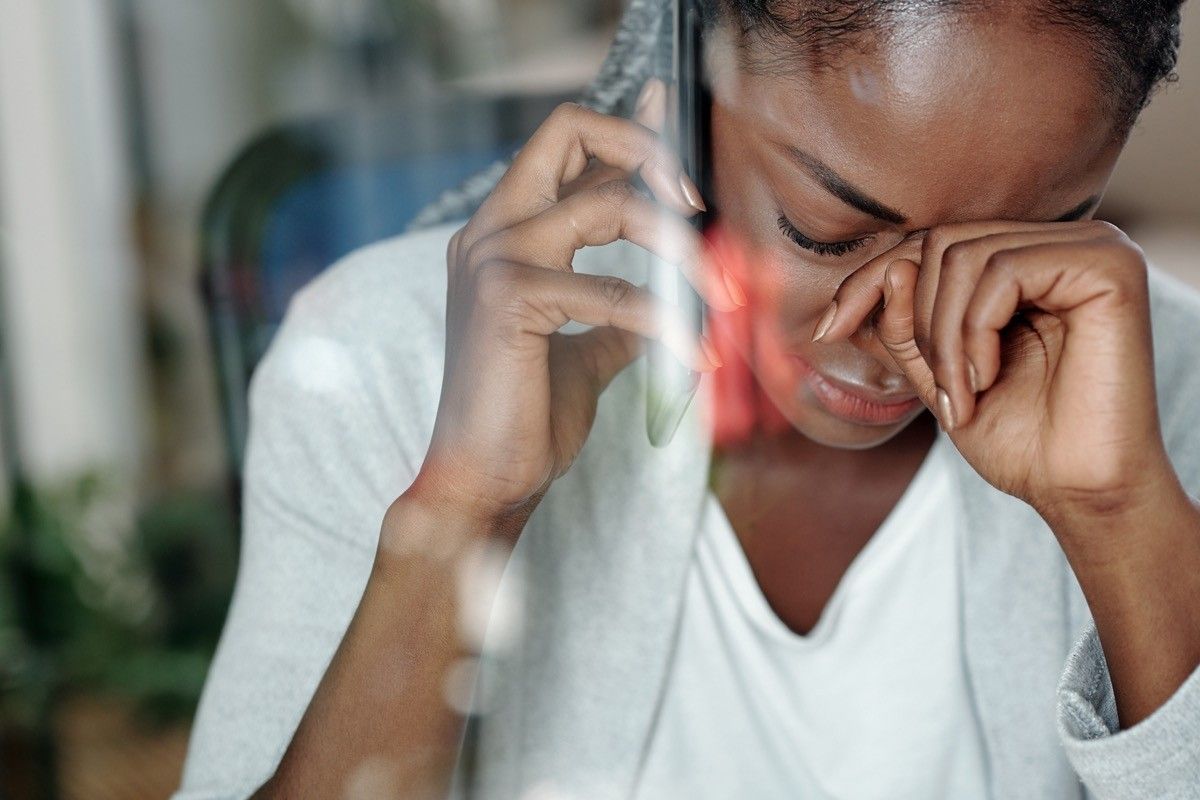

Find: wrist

[1038,469,1200,727]
[1039,465,1199,572]
[1035,447,1176,545]
[382,471,529,559]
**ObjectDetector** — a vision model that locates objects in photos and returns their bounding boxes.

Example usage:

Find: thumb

[875,259,938,412]
[577,325,646,393]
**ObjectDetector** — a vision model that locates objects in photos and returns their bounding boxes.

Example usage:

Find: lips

[792,355,924,426]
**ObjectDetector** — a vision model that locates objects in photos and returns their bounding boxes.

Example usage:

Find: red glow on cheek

[703,222,795,448]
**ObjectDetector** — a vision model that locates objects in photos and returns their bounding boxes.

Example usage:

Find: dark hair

[411,0,1185,228]
[717,0,1186,134]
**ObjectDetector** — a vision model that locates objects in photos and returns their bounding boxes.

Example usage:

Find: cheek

[710,114,844,323]
[708,104,880,332]
[706,199,840,335]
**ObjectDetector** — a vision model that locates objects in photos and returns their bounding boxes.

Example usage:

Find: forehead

[711,15,1121,225]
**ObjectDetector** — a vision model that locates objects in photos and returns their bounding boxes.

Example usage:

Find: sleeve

[172,319,428,799]
[1057,621,1200,799]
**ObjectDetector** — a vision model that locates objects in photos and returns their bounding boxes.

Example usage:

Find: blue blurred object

[259,149,510,323]
[200,93,569,481]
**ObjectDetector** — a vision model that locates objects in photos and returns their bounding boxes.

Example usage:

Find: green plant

[0,474,238,727]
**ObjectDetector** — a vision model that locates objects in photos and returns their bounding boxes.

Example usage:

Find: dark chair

[200,91,570,482]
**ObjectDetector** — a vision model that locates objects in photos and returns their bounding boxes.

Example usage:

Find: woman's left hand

[819,219,1200,729]
[817,219,1171,529]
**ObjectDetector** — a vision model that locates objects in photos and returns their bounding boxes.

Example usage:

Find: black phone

[646,0,711,447]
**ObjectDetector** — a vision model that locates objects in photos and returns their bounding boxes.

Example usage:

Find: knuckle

[922,226,957,260]
[941,241,975,271]
[596,275,635,309]
[1113,236,1147,271]
[1088,219,1124,240]
[594,178,637,210]
[984,249,1019,278]
[474,262,523,310]
[463,236,496,271]
[549,101,588,129]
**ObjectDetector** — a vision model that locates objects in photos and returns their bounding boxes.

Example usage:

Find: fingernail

[812,301,837,342]
[936,387,956,432]
[699,335,723,368]
[966,359,979,393]
[882,265,893,309]
[723,269,747,307]
[678,173,706,211]
[635,80,657,114]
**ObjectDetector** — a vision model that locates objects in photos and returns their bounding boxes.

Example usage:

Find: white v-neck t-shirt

[633,432,989,799]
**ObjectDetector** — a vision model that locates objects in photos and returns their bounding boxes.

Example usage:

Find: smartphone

[646,0,710,447]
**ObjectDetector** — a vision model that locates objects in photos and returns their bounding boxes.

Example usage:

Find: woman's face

[708,15,1124,450]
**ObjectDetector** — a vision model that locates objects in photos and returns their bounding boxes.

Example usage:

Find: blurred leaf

[0,475,238,726]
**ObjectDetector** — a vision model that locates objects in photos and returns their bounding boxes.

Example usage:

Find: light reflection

[702,222,793,448]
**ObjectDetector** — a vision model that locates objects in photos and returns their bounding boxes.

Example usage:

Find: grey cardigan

[175,223,1200,800]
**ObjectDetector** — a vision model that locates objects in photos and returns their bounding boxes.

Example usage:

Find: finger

[475,262,719,373]
[632,78,667,133]
[571,325,646,391]
[916,220,1097,361]
[467,102,702,244]
[874,259,939,413]
[558,162,626,201]
[560,80,669,203]
[930,225,1113,427]
[812,234,925,343]
[469,179,741,311]
[961,236,1149,403]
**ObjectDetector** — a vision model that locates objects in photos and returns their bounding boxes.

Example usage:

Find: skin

[702,17,1115,626]
[257,10,1200,798]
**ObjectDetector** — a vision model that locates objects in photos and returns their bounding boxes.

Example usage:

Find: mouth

[792,355,925,426]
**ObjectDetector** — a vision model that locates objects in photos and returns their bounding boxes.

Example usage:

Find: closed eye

[777,214,870,258]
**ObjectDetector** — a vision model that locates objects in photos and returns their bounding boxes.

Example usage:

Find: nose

[849,317,908,381]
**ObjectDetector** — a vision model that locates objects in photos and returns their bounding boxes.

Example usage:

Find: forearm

[258,492,513,799]
[1044,473,1200,729]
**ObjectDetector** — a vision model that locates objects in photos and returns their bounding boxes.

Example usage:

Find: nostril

[849,323,907,377]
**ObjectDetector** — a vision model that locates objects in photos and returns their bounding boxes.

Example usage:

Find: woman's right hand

[406,81,740,534]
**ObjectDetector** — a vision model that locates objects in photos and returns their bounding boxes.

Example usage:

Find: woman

[177,1,1200,798]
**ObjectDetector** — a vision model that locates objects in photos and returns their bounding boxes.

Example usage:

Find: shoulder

[250,220,464,443]
[1146,266,1200,488]
[243,223,464,524]
[277,220,458,358]
[269,219,643,361]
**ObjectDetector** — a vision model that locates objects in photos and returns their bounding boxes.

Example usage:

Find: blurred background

[0,1,1195,798]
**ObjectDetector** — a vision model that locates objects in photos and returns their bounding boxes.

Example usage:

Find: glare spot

[442,656,480,715]
[344,755,401,800]
[456,538,523,653]
[277,335,357,395]
[848,64,882,105]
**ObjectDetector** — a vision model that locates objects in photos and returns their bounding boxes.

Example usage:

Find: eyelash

[777,214,870,258]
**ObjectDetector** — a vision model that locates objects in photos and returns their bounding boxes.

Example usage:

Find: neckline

[701,432,952,649]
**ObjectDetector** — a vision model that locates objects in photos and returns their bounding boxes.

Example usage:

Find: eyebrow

[782,145,909,225]
[781,144,1103,227]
